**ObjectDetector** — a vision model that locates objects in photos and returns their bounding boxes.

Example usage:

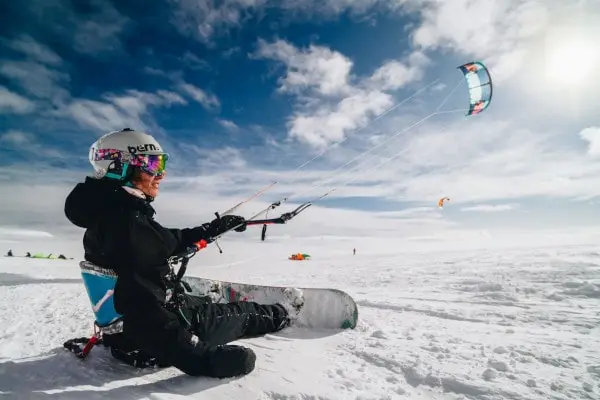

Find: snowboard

[183,276,359,330]
[67,262,357,362]
[78,261,358,331]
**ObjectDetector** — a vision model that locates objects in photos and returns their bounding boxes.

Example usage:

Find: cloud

[0,130,66,159]
[254,39,431,148]
[579,127,600,157]
[0,86,36,114]
[460,204,519,212]
[184,145,248,170]
[0,61,70,102]
[279,0,390,17]
[178,82,220,110]
[71,3,130,56]
[217,118,240,131]
[2,35,62,66]
[144,66,168,77]
[213,0,574,85]
[181,51,211,70]
[167,108,600,218]
[143,68,220,111]
[169,0,402,45]
[3,0,130,59]
[288,90,393,148]
[372,117,600,204]
[0,182,79,235]
[0,130,33,146]
[367,52,429,90]
[169,0,266,44]
[166,0,570,84]
[156,90,187,105]
[61,90,187,132]
[376,206,440,218]
[139,70,220,111]
[0,33,216,153]
[254,38,428,100]
[215,112,597,209]
[410,0,552,81]
[222,46,241,58]
[0,36,69,103]
[254,39,354,97]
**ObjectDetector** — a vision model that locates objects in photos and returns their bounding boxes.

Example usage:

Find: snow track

[0,241,599,399]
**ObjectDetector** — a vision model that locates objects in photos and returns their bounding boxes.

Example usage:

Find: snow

[1,237,600,399]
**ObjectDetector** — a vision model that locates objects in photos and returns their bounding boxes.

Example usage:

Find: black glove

[208,215,247,237]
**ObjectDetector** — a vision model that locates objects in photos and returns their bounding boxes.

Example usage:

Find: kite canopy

[438,197,450,208]
[458,61,492,116]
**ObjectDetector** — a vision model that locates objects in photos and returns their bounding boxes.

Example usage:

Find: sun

[544,30,599,87]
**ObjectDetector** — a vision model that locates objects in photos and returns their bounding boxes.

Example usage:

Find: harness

[163,239,208,327]
[63,241,206,364]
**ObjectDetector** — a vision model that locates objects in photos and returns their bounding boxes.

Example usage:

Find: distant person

[6,249,13,257]
[353,248,356,255]
[25,252,31,257]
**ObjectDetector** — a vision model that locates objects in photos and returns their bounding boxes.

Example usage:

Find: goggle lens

[136,154,168,176]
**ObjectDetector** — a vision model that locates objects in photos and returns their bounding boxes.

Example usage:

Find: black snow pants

[118,294,289,378]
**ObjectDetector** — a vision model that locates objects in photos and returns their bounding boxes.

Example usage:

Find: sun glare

[544,31,599,87]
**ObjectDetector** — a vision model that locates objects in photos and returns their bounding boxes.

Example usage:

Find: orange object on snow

[288,253,310,260]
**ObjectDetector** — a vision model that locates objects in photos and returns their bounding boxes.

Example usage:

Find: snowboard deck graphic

[183,276,359,330]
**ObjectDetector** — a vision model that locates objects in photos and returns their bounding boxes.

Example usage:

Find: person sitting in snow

[64,128,304,378]
[6,249,13,257]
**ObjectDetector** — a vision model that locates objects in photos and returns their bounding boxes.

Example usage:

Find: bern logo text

[128,144,160,153]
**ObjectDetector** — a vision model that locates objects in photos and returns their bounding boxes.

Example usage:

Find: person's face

[132,170,166,198]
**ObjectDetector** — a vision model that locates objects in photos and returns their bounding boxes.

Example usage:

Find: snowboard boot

[206,345,256,378]
[278,287,305,327]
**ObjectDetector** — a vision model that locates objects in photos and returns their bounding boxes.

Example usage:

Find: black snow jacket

[63,177,286,378]
[64,177,215,319]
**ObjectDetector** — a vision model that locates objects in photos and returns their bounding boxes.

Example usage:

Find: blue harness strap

[64,261,124,359]
[79,261,123,328]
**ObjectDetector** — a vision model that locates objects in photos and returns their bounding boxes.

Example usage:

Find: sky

[1,0,600,249]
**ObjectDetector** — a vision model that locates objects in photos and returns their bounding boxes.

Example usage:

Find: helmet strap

[102,160,153,202]
[105,162,135,185]
[121,164,137,187]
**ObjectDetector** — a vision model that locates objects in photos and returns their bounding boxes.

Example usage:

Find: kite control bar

[247,202,313,242]
[246,202,313,226]
[166,201,313,271]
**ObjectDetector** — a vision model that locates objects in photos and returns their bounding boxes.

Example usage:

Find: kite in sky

[438,197,450,208]
[458,61,493,116]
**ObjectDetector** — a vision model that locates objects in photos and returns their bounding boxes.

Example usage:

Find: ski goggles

[133,153,169,176]
[95,149,169,177]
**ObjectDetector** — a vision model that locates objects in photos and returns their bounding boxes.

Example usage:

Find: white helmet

[89,128,169,181]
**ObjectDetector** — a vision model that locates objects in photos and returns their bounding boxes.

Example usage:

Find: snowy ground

[0,237,599,399]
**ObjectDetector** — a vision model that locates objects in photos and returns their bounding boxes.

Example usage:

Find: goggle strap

[95,149,167,177]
